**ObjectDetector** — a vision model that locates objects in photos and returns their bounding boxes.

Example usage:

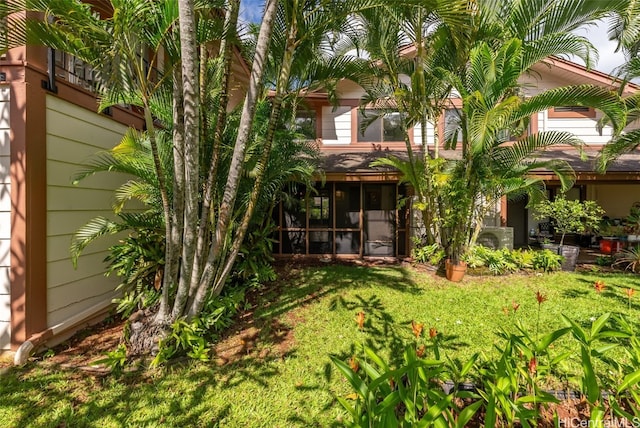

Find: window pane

[282,231,306,254]
[398,232,407,256]
[294,110,316,140]
[554,106,590,113]
[309,231,332,254]
[336,232,360,254]
[336,183,360,228]
[383,112,404,141]
[444,109,463,144]
[357,110,382,142]
[309,188,331,228]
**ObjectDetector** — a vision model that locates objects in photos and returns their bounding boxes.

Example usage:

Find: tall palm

[437,0,626,260]
[346,1,471,246]
[597,0,640,168]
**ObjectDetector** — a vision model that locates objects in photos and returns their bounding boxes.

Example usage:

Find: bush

[463,246,562,274]
[411,239,445,265]
[333,310,640,426]
[152,287,247,365]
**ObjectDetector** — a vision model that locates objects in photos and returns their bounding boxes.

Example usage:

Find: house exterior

[0,14,250,353]
[271,56,640,257]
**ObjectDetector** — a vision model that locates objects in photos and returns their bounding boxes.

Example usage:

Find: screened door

[363,184,396,256]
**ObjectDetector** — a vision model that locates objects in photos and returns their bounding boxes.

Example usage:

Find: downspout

[14,294,116,365]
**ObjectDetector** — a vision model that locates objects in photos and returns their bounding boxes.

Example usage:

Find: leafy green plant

[332,345,482,427]
[463,246,561,274]
[533,196,605,246]
[411,240,445,265]
[562,313,631,424]
[595,255,613,266]
[106,231,164,317]
[94,344,128,373]
[152,288,246,366]
[531,249,563,272]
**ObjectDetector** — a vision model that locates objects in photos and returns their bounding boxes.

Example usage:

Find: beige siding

[587,184,640,219]
[0,87,10,349]
[540,112,613,145]
[321,106,351,145]
[46,95,128,327]
[520,74,615,145]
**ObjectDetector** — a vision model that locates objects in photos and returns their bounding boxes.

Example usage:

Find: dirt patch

[35,317,125,373]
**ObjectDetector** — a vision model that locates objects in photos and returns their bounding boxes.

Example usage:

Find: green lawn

[1,264,639,427]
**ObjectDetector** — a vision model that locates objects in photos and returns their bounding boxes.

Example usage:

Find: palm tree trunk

[188,0,278,316]
[171,0,200,320]
[190,0,240,298]
[206,20,299,303]
[158,66,186,323]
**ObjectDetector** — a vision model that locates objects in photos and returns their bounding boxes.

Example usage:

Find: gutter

[14,294,116,365]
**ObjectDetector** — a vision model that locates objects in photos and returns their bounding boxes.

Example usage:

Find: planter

[599,238,624,255]
[445,259,467,282]
[542,244,580,271]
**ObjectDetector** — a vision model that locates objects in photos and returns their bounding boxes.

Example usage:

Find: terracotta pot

[445,259,467,282]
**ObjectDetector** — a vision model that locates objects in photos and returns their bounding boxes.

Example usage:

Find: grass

[1,264,640,427]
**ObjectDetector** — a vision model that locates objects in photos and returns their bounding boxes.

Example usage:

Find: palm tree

[596,0,640,168]
[347,0,625,262]
[436,0,626,261]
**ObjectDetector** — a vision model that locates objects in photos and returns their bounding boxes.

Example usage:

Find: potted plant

[533,196,604,271]
[599,223,626,254]
[626,206,640,243]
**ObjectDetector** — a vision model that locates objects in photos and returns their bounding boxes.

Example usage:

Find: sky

[238,1,626,76]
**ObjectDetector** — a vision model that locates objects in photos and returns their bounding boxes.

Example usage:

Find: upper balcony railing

[54,50,98,93]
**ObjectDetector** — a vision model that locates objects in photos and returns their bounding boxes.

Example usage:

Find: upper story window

[548,106,595,118]
[444,108,463,145]
[357,110,404,143]
[293,110,316,140]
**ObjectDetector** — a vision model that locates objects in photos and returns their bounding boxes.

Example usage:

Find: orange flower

[528,357,537,374]
[416,344,426,358]
[512,301,520,312]
[429,327,437,339]
[349,355,359,372]
[411,320,424,339]
[502,306,509,315]
[594,281,606,293]
[355,311,365,330]
[627,288,636,298]
[536,291,547,304]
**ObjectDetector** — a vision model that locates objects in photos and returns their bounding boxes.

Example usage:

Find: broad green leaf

[331,357,369,399]
[536,327,571,353]
[618,369,640,393]
[590,313,611,338]
[581,346,600,404]
[456,400,482,428]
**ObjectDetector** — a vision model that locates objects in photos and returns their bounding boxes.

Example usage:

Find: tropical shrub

[411,239,445,265]
[334,304,640,426]
[151,287,247,365]
[533,197,605,246]
[613,245,640,273]
[530,249,564,273]
[462,246,562,274]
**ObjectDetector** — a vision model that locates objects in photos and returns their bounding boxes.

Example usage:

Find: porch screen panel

[364,184,395,256]
[335,183,361,254]
[282,185,307,254]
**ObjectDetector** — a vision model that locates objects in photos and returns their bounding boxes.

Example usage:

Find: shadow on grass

[256,263,422,321]
[0,262,422,427]
[0,362,235,427]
